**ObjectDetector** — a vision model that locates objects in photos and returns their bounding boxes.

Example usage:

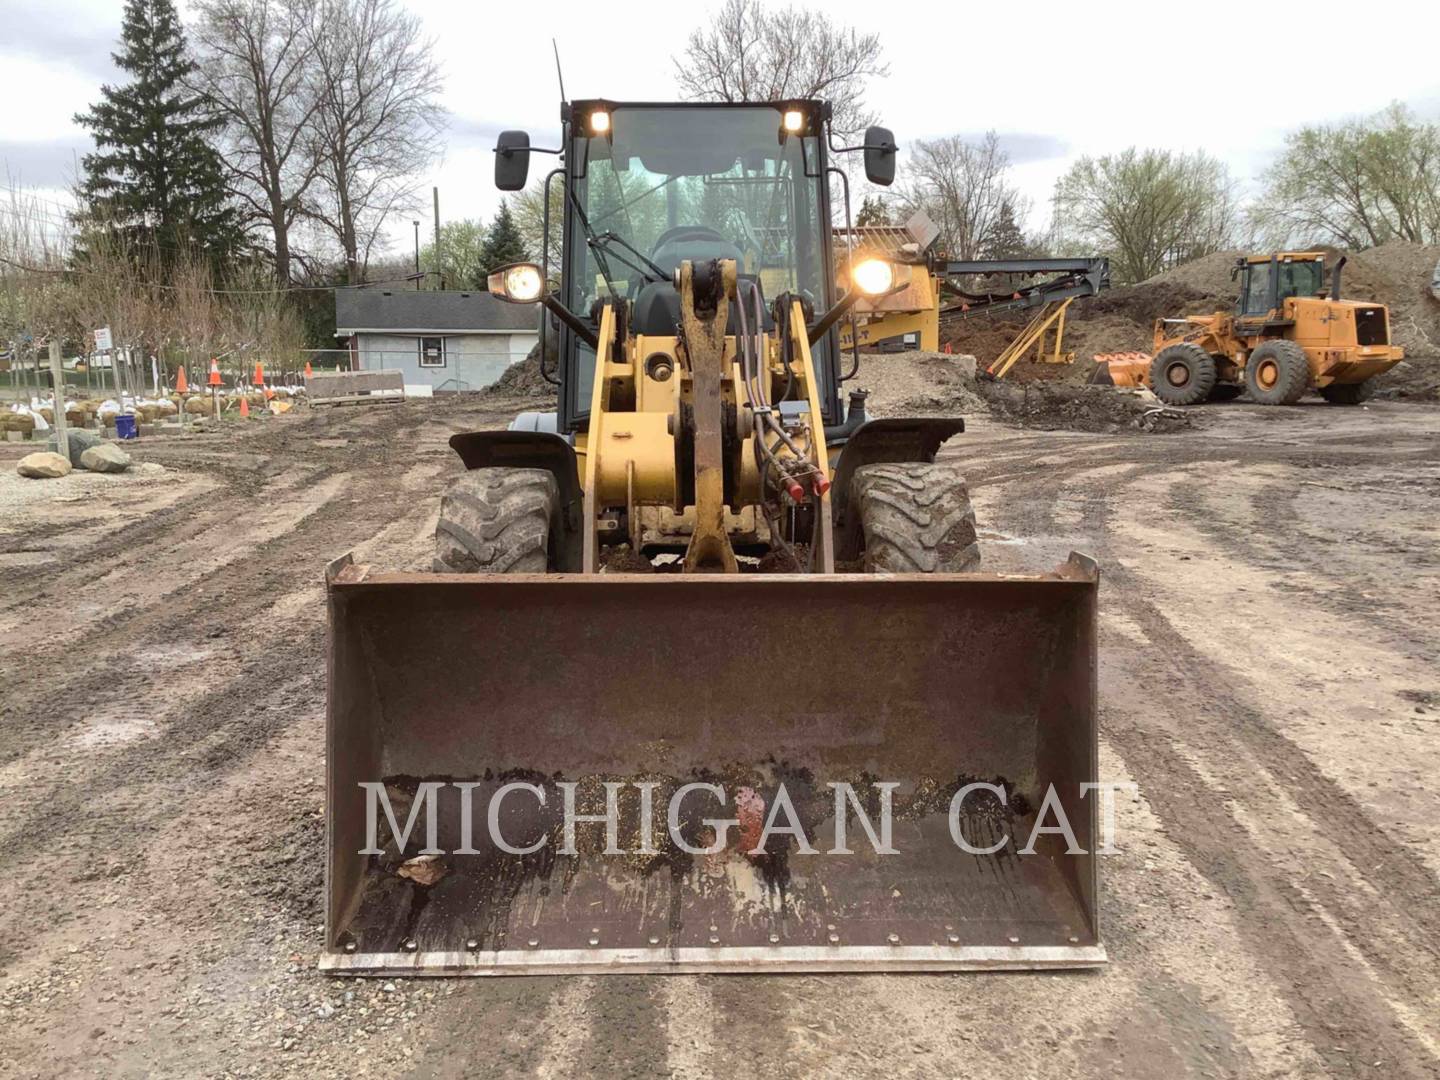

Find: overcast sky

[3,0,1438,252]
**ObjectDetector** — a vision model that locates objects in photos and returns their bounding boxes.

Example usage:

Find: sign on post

[94,326,114,352]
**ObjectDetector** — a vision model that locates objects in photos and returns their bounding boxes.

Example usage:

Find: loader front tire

[434,467,558,573]
[1149,344,1216,406]
[1245,340,1310,405]
[852,461,980,573]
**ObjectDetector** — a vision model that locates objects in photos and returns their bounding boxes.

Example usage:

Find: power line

[0,252,434,296]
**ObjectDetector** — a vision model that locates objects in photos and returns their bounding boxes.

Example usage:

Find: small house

[334,289,539,392]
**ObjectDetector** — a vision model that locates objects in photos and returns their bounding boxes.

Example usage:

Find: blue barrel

[115,414,138,440]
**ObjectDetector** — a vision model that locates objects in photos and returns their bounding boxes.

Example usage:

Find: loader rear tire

[852,461,980,573]
[1149,344,1216,406]
[1245,340,1310,405]
[434,467,558,573]
[1319,380,1373,405]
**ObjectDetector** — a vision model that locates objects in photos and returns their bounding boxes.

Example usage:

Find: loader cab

[1236,253,1326,318]
[495,100,894,434]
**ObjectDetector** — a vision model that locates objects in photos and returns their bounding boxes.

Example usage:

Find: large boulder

[80,443,132,473]
[17,451,72,479]
[47,429,103,467]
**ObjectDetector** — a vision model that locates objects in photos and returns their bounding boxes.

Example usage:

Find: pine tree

[478,201,528,285]
[983,198,1028,259]
[856,195,891,227]
[75,0,241,271]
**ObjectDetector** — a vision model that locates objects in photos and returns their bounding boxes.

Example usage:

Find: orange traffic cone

[263,385,275,402]
[943,343,952,355]
[304,360,313,379]
[253,361,264,386]
[208,358,223,387]
[239,396,250,418]
[176,365,189,393]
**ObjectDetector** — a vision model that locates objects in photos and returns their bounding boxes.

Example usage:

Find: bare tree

[164,248,221,377]
[673,0,888,140]
[0,183,74,400]
[1052,148,1239,284]
[303,0,446,283]
[1252,103,1440,249]
[224,260,305,373]
[511,176,564,274]
[896,133,1027,261]
[189,0,324,285]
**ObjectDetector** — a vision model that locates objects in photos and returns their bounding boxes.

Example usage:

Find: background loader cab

[1147,251,1404,406]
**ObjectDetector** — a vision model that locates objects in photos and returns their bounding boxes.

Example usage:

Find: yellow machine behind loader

[322,100,1103,976]
[1093,252,1403,405]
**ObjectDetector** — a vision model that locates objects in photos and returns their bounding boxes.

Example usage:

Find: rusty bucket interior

[322,555,1102,975]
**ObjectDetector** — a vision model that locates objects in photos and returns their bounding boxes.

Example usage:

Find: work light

[488,263,545,303]
[851,258,895,296]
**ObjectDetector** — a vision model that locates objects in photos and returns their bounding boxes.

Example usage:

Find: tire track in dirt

[1026,452,1440,1075]
[0,468,344,657]
[0,456,448,843]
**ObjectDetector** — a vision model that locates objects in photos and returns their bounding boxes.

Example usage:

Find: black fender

[830,418,966,561]
[448,431,584,572]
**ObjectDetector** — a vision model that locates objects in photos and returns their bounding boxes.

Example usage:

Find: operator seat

[634,225,770,336]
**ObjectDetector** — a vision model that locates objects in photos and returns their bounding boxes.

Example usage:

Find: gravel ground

[1,377,1438,1078]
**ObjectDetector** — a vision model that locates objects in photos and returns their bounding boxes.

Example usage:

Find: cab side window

[1244,264,1271,314]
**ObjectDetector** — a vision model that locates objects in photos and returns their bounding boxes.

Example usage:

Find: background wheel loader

[1093,252,1404,405]
[323,99,1103,975]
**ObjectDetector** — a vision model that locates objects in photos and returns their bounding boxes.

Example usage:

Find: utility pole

[433,187,441,290]
[48,340,69,464]
[413,220,421,289]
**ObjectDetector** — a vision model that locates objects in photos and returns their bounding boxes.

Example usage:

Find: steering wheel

[648,225,730,258]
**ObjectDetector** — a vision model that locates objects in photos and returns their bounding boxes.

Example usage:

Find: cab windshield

[567,106,828,311]
[1243,258,1325,314]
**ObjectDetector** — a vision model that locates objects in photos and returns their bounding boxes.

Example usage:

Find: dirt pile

[483,340,556,400]
[975,380,1193,434]
[860,351,1190,434]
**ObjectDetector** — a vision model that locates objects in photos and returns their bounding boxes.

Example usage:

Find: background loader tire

[852,461,980,573]
[1149,344,1217,406]
[1245,340,1310,405]
[1320,380,1374,405]
[434,467,558,573]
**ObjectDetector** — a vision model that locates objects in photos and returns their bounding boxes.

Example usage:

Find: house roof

[335,289,540,335]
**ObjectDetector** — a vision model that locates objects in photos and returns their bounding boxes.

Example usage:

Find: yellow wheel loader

[1093,252,1403,405]
[322,100,1104,976]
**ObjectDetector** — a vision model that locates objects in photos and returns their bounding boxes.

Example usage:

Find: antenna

[551,39,567,104]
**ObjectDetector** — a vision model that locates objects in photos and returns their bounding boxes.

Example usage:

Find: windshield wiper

[567,188,621,302]
[591,232,669,284]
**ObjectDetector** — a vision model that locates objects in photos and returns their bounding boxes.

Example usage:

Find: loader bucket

[321,554,1103,975]
[1091,352,1153,389]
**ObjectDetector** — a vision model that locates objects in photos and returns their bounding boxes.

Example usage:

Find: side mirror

[495,131,531,191]
[863,126,897,187]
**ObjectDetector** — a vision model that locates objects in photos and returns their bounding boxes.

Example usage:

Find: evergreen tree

[478,201,528,286]
[75,0,241,272]
[856,195,891,227]
[982,198,1028,259]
